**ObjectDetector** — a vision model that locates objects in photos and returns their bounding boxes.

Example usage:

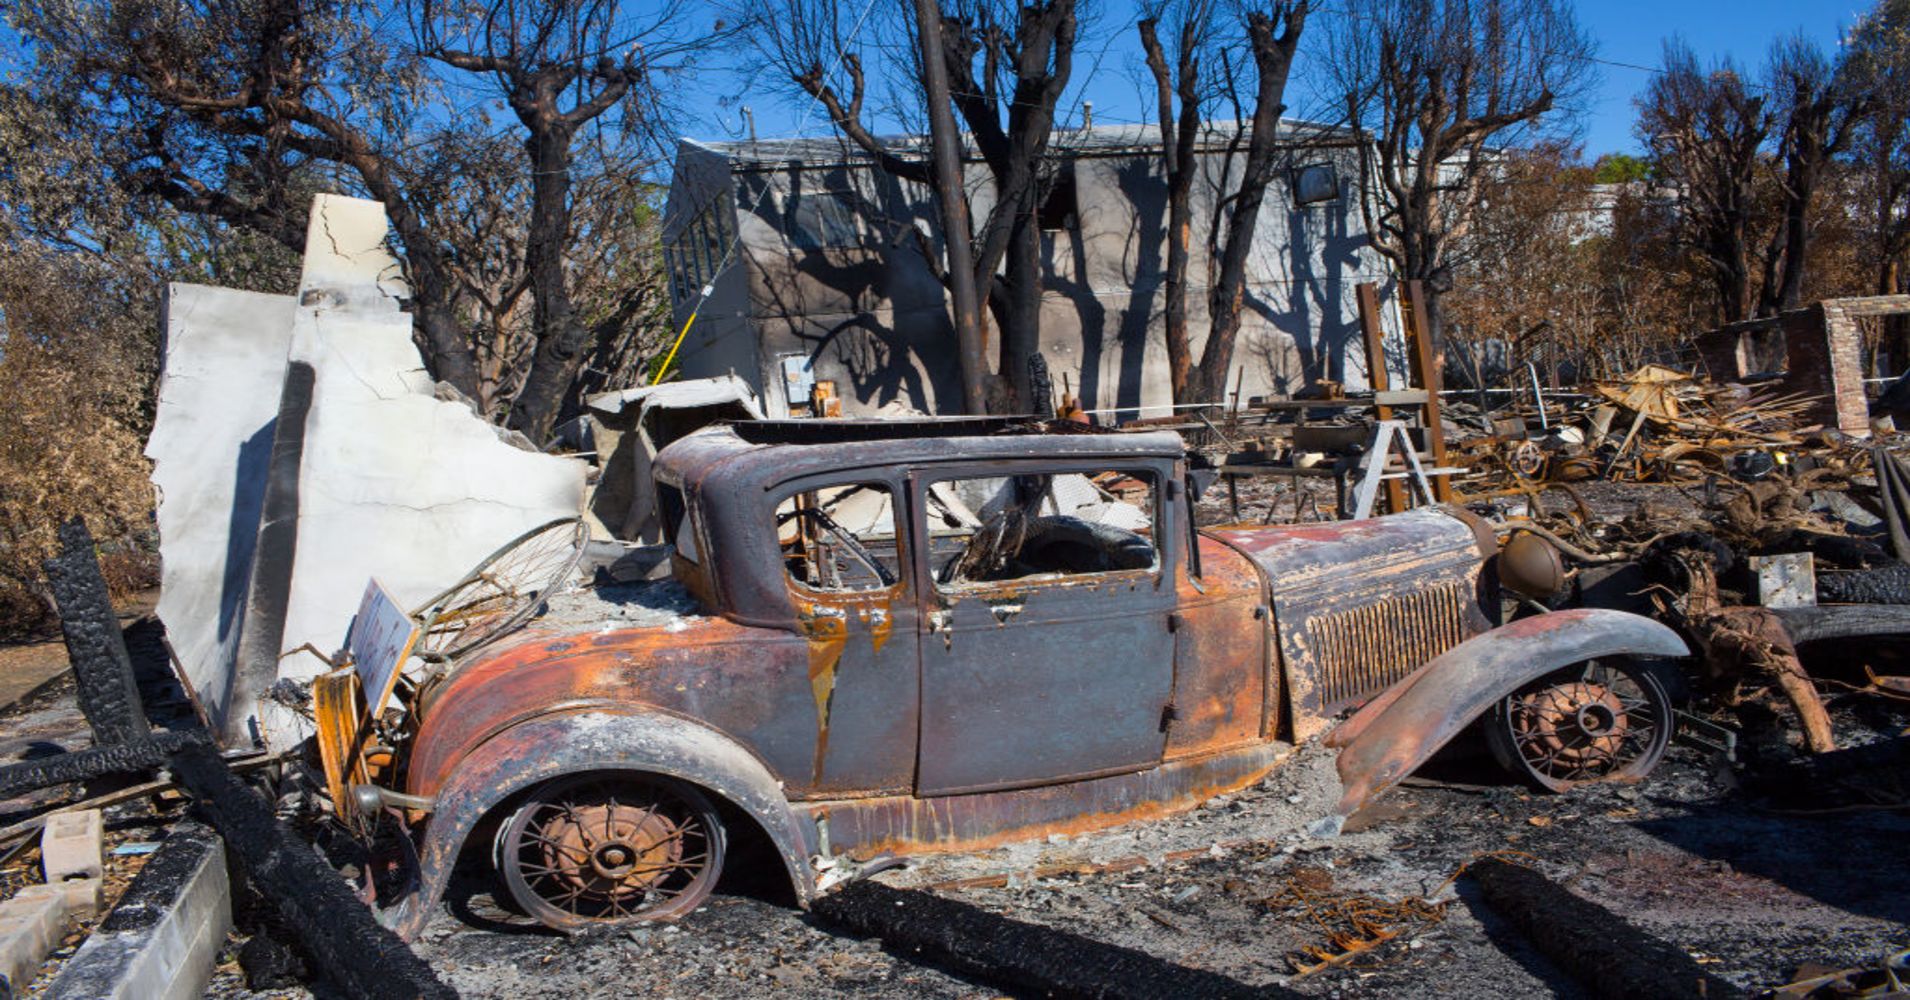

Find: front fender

[384,708,815,940]
[1321,609,1688,825]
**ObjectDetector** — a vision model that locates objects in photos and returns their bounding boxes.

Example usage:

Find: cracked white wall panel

[263,195,585,742]
[145,283,298,729]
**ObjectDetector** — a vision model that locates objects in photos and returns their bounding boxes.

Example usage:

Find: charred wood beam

[1466,858,1744,1000]
[0,732,202,800]
[42,518,153,748]
[166,743,457,1000]
[1816,564,1910,605]
[810,881,1279,1000]
[1773,603,1910,643]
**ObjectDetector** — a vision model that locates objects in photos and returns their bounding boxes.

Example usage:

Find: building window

[667,198,735,305]
[1291,163,1340,205]
[1038,169,1078,231]
[788,190,861,250]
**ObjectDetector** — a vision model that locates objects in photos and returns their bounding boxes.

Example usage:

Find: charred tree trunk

[1758,53,1864,318]
[1142,4,1306,407]
[1189,10,1305,406]
[1138,15,1202,404]
[773,0,1074,415]
[507,120,585,441]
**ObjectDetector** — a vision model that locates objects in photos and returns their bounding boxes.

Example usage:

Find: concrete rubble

[147,194,587,748]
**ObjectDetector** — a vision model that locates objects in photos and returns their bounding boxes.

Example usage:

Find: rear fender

[384,708,815,940]
[1321,609,1688,826]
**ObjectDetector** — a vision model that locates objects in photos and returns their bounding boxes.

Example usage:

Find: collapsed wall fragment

[147,194,586,748]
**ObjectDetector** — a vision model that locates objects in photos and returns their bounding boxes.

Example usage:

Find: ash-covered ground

[203,479,1908,998]
[210,724,1909,999]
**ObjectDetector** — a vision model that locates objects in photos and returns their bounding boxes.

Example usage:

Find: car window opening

[931,470,1155,588]
[777,482,901,593]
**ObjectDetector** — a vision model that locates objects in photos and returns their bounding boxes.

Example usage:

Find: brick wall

[1695,331,1744,380]
[1783,302,1871,435]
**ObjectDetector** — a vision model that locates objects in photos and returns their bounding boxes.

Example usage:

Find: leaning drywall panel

[145,284,298,736]
[256,194,586,747]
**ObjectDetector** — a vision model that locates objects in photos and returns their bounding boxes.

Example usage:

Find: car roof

[653,420,1187,493]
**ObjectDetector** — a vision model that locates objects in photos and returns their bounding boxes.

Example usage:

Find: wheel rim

[1494,660,1671,792]
[413,517,587,662]
[500,775,723,929]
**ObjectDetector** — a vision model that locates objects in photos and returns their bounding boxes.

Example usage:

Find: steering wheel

[783,505,895,588]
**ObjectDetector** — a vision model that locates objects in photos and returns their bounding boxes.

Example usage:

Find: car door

[911,462,1177,796]
[771,473,921,796]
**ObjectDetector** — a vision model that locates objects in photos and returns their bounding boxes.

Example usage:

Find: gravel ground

[192,479,1909,998]
[204,722,1909,999]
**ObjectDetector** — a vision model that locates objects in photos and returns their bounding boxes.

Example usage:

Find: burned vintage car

[320,419,1689,937]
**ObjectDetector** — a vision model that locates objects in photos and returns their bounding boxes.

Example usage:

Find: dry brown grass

[0,246,160,637]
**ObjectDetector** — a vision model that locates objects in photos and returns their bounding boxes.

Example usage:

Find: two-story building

[660,120,1391,418]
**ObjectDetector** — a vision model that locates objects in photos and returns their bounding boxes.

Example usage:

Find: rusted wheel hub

[1509,440,1546,480]
[1488,659,1673,793]
[536,801,682,893]
[1511,681,1628,772]
[499,774,726,930]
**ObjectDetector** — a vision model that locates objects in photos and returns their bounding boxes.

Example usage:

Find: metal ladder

[1348,420,1465,520]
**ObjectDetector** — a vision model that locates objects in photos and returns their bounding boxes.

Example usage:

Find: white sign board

[347,579,418,715]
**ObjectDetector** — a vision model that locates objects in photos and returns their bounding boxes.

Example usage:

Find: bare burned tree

[745,0,1080,411]
[1637,42,1772,325]
[1321,0,1593,351]
[411,0,713,440]
[10,0,487,396]
[1137,0,1308,406]
[1848,0,1910,364]
[1756,34,1869,316]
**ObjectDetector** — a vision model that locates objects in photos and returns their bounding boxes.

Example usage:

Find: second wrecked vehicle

[318,419,1689,936]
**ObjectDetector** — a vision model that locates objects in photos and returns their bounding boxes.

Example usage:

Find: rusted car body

[338,419,1687,937]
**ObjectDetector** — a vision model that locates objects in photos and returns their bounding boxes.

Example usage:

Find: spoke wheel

[1486,658,1673,793]
[499,774,725,930]
[412,517,586,662]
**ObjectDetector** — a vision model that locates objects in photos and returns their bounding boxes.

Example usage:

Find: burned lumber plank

[1816,564,1910,605]
[1466,858,1743,1000]
[0,732,201,801]
[166,743,456,1000]
[810,880,1281,1000]
[41,518,151,748]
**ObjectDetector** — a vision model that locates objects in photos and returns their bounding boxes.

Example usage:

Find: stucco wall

[663,130,1393,419]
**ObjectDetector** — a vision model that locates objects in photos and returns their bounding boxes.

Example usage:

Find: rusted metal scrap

[1771,948,1910,999]
[1256,865,1448,975]
[1649,539,1838,754]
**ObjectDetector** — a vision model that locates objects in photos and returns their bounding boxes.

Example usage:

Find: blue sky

[719,0,1872,162]
[0,0,1870,163]
[1572,0,1863,156]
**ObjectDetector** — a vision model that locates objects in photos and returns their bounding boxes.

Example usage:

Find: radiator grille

[1305,579,1472,707]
